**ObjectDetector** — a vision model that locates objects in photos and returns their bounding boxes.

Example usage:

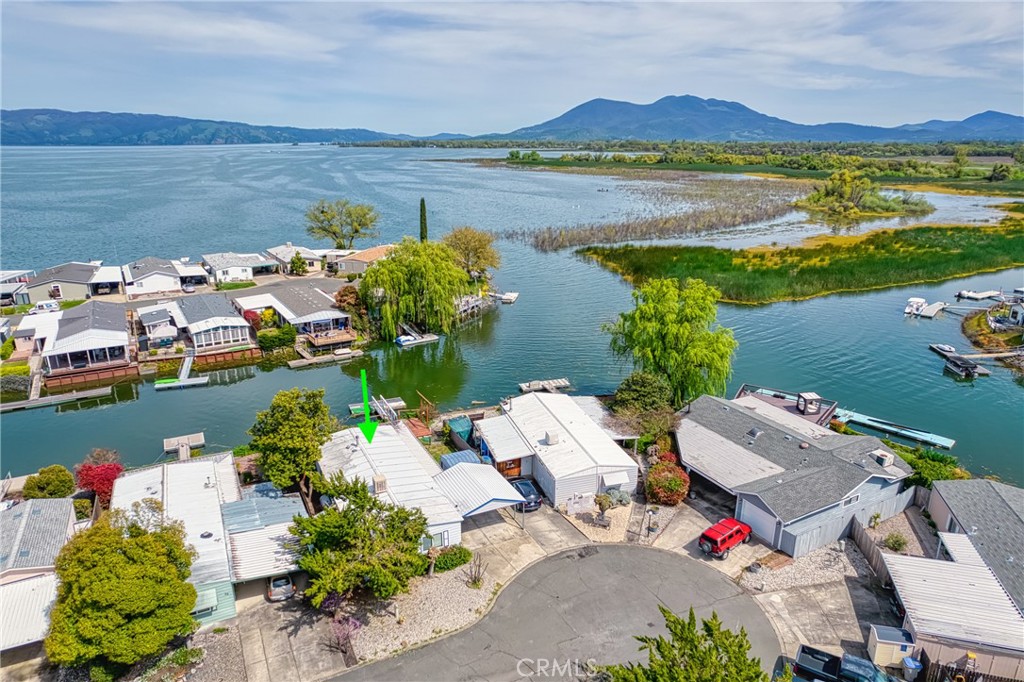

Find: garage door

[739,499,777,545]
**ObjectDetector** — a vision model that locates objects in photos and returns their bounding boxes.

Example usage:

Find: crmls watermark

[516,658,599,678]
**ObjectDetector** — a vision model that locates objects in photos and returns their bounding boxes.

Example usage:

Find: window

[948,517,960,533]
[50,284,62,299]
[842,494,860,507]
[421,530,450,551]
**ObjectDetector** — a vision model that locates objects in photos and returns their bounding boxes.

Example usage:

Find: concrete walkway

[339,545,780,682]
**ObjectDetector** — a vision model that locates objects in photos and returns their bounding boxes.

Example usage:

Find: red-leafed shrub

[76,462,124,508]
[243,309,262,331]
[645,462,690,506]
[658,450,678,464]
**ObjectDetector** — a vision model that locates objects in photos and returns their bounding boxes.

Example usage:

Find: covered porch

[44,345,129,374]
[301,314,356,348]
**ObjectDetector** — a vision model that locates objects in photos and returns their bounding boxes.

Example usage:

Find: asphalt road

[339,544,780,682]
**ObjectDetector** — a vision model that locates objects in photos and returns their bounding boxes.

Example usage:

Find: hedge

[433,545,472,572]
[645,462,690,505]
[257,325,297,351]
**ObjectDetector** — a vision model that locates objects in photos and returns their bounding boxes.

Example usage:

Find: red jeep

[698,518,752,559]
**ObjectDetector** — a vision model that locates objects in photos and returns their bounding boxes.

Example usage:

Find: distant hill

[0,109,431,146]
[2,100,1022,145]
[499,96,1024,142]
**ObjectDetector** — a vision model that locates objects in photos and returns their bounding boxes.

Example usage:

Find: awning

[192,588,218,613]
[148,324,178,340]
[432,463,525,517]
[602,471,630,487]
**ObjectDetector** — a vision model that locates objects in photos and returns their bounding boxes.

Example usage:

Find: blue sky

[2,1,1021,136]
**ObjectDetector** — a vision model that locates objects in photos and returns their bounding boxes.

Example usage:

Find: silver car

[266,574,296,602]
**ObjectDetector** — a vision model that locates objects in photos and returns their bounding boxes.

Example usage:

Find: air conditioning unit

[875,451,894,467]
[372,474,388,494]
[546,431,559,445]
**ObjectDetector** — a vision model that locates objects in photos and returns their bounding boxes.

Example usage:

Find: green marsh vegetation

[581,216,1024,304]
[794,170,934,219]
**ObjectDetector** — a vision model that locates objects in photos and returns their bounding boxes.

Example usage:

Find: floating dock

[928,344,991,376]
[519,378,571,393]
[834,409,956,449]
[956,290,1002,301]
[153,350,210,390]
[0,386,113,413]
[163,432,205,453]
[288,349,364,368]
[489,291,520,304]
[348,396,406,416]
[918,302,947,318]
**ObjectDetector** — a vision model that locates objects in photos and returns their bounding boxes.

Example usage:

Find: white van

[29,301,60,315]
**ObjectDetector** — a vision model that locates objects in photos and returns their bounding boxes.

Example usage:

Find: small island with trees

[793,169,934,220]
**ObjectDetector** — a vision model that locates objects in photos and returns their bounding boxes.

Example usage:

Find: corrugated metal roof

[319,425,462,529]
[883,553,1024,652]
[440,450,479,470]
[0,573,58,650]
[111,454,241,586]
[938,532,987,566]
[222,496,305,534]
[1,499,74,571]
[229,522,300,582]
[90,266,123,284]
[504,393,637,478]
[432,463,524,517]
[570,396,638,441]
[474,416,533,462]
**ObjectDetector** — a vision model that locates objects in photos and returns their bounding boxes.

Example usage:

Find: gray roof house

[175,294,253,350]
[264,242,322,274]
[0,499,76,654]
[202,252,279,283]
[40,300,131,375]
[22,262,123,304]
[676,393,913,557]
[927,479,1024,612]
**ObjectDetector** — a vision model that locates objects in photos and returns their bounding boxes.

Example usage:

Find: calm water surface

[1,146,1021,482]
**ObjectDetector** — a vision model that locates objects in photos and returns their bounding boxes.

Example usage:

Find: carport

[433,462,528,528]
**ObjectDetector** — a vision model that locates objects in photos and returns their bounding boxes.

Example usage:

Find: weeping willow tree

[359,237,469,339]
[605,277,737,407]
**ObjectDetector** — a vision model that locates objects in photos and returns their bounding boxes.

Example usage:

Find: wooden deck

[306,329,357,347]
[0,386,113,413]
[518,378,571,393]
[288,349,364,368]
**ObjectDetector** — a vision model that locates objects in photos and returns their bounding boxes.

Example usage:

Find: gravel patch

[344,567,497,663]
[641,504,683,546]
[866,510,935,558]
[186,627,245,682]
[740,541,871,593]
[564,503,631,542]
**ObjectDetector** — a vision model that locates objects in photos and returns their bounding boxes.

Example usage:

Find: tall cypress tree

[419,197,428,242]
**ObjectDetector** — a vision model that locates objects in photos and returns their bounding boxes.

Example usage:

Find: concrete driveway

[653,500,773,579]
[339,544,780,682]
[237,596,346,682]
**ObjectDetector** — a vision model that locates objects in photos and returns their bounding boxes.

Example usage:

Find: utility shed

[883,552,1024,678]
[432,463,525,517]
[111,454,241,626]
[501,392,638,507]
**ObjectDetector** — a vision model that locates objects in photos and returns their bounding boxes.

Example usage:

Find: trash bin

[902,656,923,682]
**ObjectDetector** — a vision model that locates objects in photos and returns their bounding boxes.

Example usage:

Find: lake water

[1,146,1021,483]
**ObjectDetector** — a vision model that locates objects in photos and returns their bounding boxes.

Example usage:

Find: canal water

[1,147,1021,482]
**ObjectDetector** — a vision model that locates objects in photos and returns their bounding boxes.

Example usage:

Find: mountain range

[2,96,1022,145]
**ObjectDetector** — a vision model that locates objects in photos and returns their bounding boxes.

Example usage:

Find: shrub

[76,462,124,508]
[645,462,690,506]
[612,371,672,414]
[74,498,93,520]
[594,493,612,513]
[434,545,472,572]
[23,465,76,499]
[148,349,158,356]
[346,274,357,282]
[82,448,120,466]
[658,450,678,464]
[233,444,253,457]
[257,325,297,351]
[0,362,30,376]
[0,336,14,360]
[0,374,31,395]
[243,309,262,331]
[168,647,204,667]
[883,532,908,552]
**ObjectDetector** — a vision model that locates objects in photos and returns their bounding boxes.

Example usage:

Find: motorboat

[904,297,927,315]
[934,344,956,354]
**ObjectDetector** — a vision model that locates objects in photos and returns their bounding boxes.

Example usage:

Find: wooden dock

[348,396,406,416]
[834,409,956,450]
[918,302,947,318]
[957,290,1002,300]
[0,386,113,413]
[163,432,205,453]
[288,349,364,368]
[928,344,991,375]
[519,378,571,393]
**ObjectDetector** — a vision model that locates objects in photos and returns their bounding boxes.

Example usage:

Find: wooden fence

[914,485,931,509]
[920,649,1023,682]
[849,516,890,585]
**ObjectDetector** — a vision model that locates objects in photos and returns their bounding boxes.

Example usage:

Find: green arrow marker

[357,369,378,443]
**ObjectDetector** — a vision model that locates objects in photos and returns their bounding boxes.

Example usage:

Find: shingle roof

[27,262,98,287]
[122,256,177,281]
[932,479,1024,611]
[0,499,74,572]
[177,293,242,325]
[202,252,276,271]
[266,244,319,261]
[140,309,172,328]
[678,396,911,522]
[54,300,126,341]
[268,284,346,322]
[341,245,393,263]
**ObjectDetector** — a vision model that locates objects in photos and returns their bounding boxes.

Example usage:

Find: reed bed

[498,176,806,251]
[580,219,1024,304]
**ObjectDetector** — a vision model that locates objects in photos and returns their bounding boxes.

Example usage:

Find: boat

[395,333,440,348]
[904,297,927,315]
[500,292,519,304]
[933,344,956,354]
[944,355,980,379]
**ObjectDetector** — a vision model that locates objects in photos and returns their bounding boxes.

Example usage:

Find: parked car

[28,301,60,315]
[509,477,543,512]
[698,517,752,560]
[775,644,899,682]
[266,574,296,602]
[182,283,196,293]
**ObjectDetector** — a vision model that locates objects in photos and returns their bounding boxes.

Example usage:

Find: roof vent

[204,476,215,489]
[200,531,213,539]
[18,549,30,558]
[372,474,388,495]
[799,442,810,449]
[784,435,792,441]
[546,431,560,446]
[746,428,763,440]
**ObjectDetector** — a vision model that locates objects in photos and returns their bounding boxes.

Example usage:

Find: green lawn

[216,281,257,291]
[581,218,1024,304]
